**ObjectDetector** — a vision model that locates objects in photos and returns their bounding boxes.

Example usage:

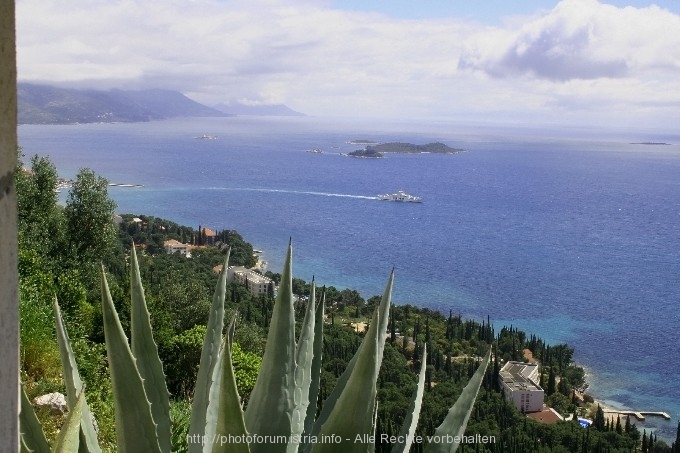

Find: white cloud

[15,0,680,129]
[459,0,680,80]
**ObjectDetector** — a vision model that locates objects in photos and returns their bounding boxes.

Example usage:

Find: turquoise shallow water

[19,117,680,441]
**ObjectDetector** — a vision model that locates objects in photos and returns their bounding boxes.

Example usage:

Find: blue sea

[19,117,680,441]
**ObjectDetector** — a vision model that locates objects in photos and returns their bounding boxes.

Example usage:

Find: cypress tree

[642,430,648,453]
[446,310,453,339]
[390,308,396,343]
[594,404,605,431]
[675,421,680,453]
[625,415,631,433]
[414,317,420,344]
[615,415,622,435]
[547,367,556,396]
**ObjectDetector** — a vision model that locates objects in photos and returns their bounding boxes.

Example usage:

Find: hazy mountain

[213,103,305,117]
[18,83,229,124]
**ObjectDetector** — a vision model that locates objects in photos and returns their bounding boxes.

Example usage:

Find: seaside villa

[226,266,276,297]
[499,361,544,413]
[163,239,191,256]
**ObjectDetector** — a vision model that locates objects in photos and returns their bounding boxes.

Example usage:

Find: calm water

[19,117,680,440]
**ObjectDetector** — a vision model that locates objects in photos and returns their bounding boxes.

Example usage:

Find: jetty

[603,410,671,421]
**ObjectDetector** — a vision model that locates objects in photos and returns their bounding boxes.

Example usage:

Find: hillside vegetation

[16,151,677,452]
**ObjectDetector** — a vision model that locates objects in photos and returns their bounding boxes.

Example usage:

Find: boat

[194,134,217,140]
[377,190,423,203]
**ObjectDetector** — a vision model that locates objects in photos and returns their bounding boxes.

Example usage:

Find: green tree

[15,153,65,264]
[64,168,117,264]
[594,404,606,431]
[547,366,556,396]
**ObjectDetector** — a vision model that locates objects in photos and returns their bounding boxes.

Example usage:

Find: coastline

[579,367,675,442]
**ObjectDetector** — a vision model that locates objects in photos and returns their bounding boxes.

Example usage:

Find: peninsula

[348,142,464,158]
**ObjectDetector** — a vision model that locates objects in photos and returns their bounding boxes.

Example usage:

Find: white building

[164,239,190,256]
[227,266,275,297]
[499,361,544,413]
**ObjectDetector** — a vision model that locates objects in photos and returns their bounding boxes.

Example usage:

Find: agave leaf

[52,388,86,453]
[308,271,393,448]
[288,279,317,453]
[204,315,250,453]
[424,348,491,453]
[21,437,33,453]
[100,266,162,453]
[189,249,230,453]
[54,300,102,453]
[244,240,296,453]
[311,301,382,453]
[19,383,50,453]
[53,297,102,453]
[370,399,379,452]
[302,292,325,441]
[129,246,171,453]
[392,344,427,453]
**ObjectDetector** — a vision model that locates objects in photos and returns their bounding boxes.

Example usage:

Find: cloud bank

[16,0,680,128]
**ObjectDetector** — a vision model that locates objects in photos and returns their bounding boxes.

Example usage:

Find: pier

[603,410,671,421]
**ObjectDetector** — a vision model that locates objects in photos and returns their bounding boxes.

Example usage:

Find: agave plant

[19,241,490,453]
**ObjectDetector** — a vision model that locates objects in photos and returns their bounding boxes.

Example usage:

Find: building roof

[527,408,564,425]
[229,266,273,285]
[201,227,217,237]
[500,361,543,392]
[164,239,188,248]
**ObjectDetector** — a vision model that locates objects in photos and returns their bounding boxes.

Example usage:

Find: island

[630,142,671,145]
[348,148,385,158]
[348,139,380,145]
[347,142,464,158]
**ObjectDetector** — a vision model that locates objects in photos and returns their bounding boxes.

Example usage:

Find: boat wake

[207,187,379,200]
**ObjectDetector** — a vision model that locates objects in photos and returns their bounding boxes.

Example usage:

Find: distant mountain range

[212,103,305,117]
[17,83,305,124]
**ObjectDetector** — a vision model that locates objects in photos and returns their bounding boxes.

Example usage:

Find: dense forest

[16,151,679,452]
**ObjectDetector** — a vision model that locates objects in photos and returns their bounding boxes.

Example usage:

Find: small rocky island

[347,142,463,158]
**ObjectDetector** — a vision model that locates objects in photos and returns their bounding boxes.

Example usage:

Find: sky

[15,0,680,129]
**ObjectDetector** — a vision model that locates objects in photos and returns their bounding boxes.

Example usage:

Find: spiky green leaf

[130,246,171,453]
[52,389,86,453]
[392,345,427,453]
[288,279,317,453]
[308,271,393,448]
[204,315,250,453]
[311,271,394,453]
[244,241,296,453]
[189,250,230,453]
[424,348,491,453]
[53,297,101,453]
[302,292,325,441]
[100,266,162,453]
[19,384,50,453]
[21,436,33,453]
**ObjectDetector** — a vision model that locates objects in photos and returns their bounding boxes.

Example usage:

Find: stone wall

[0,0,18,451]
